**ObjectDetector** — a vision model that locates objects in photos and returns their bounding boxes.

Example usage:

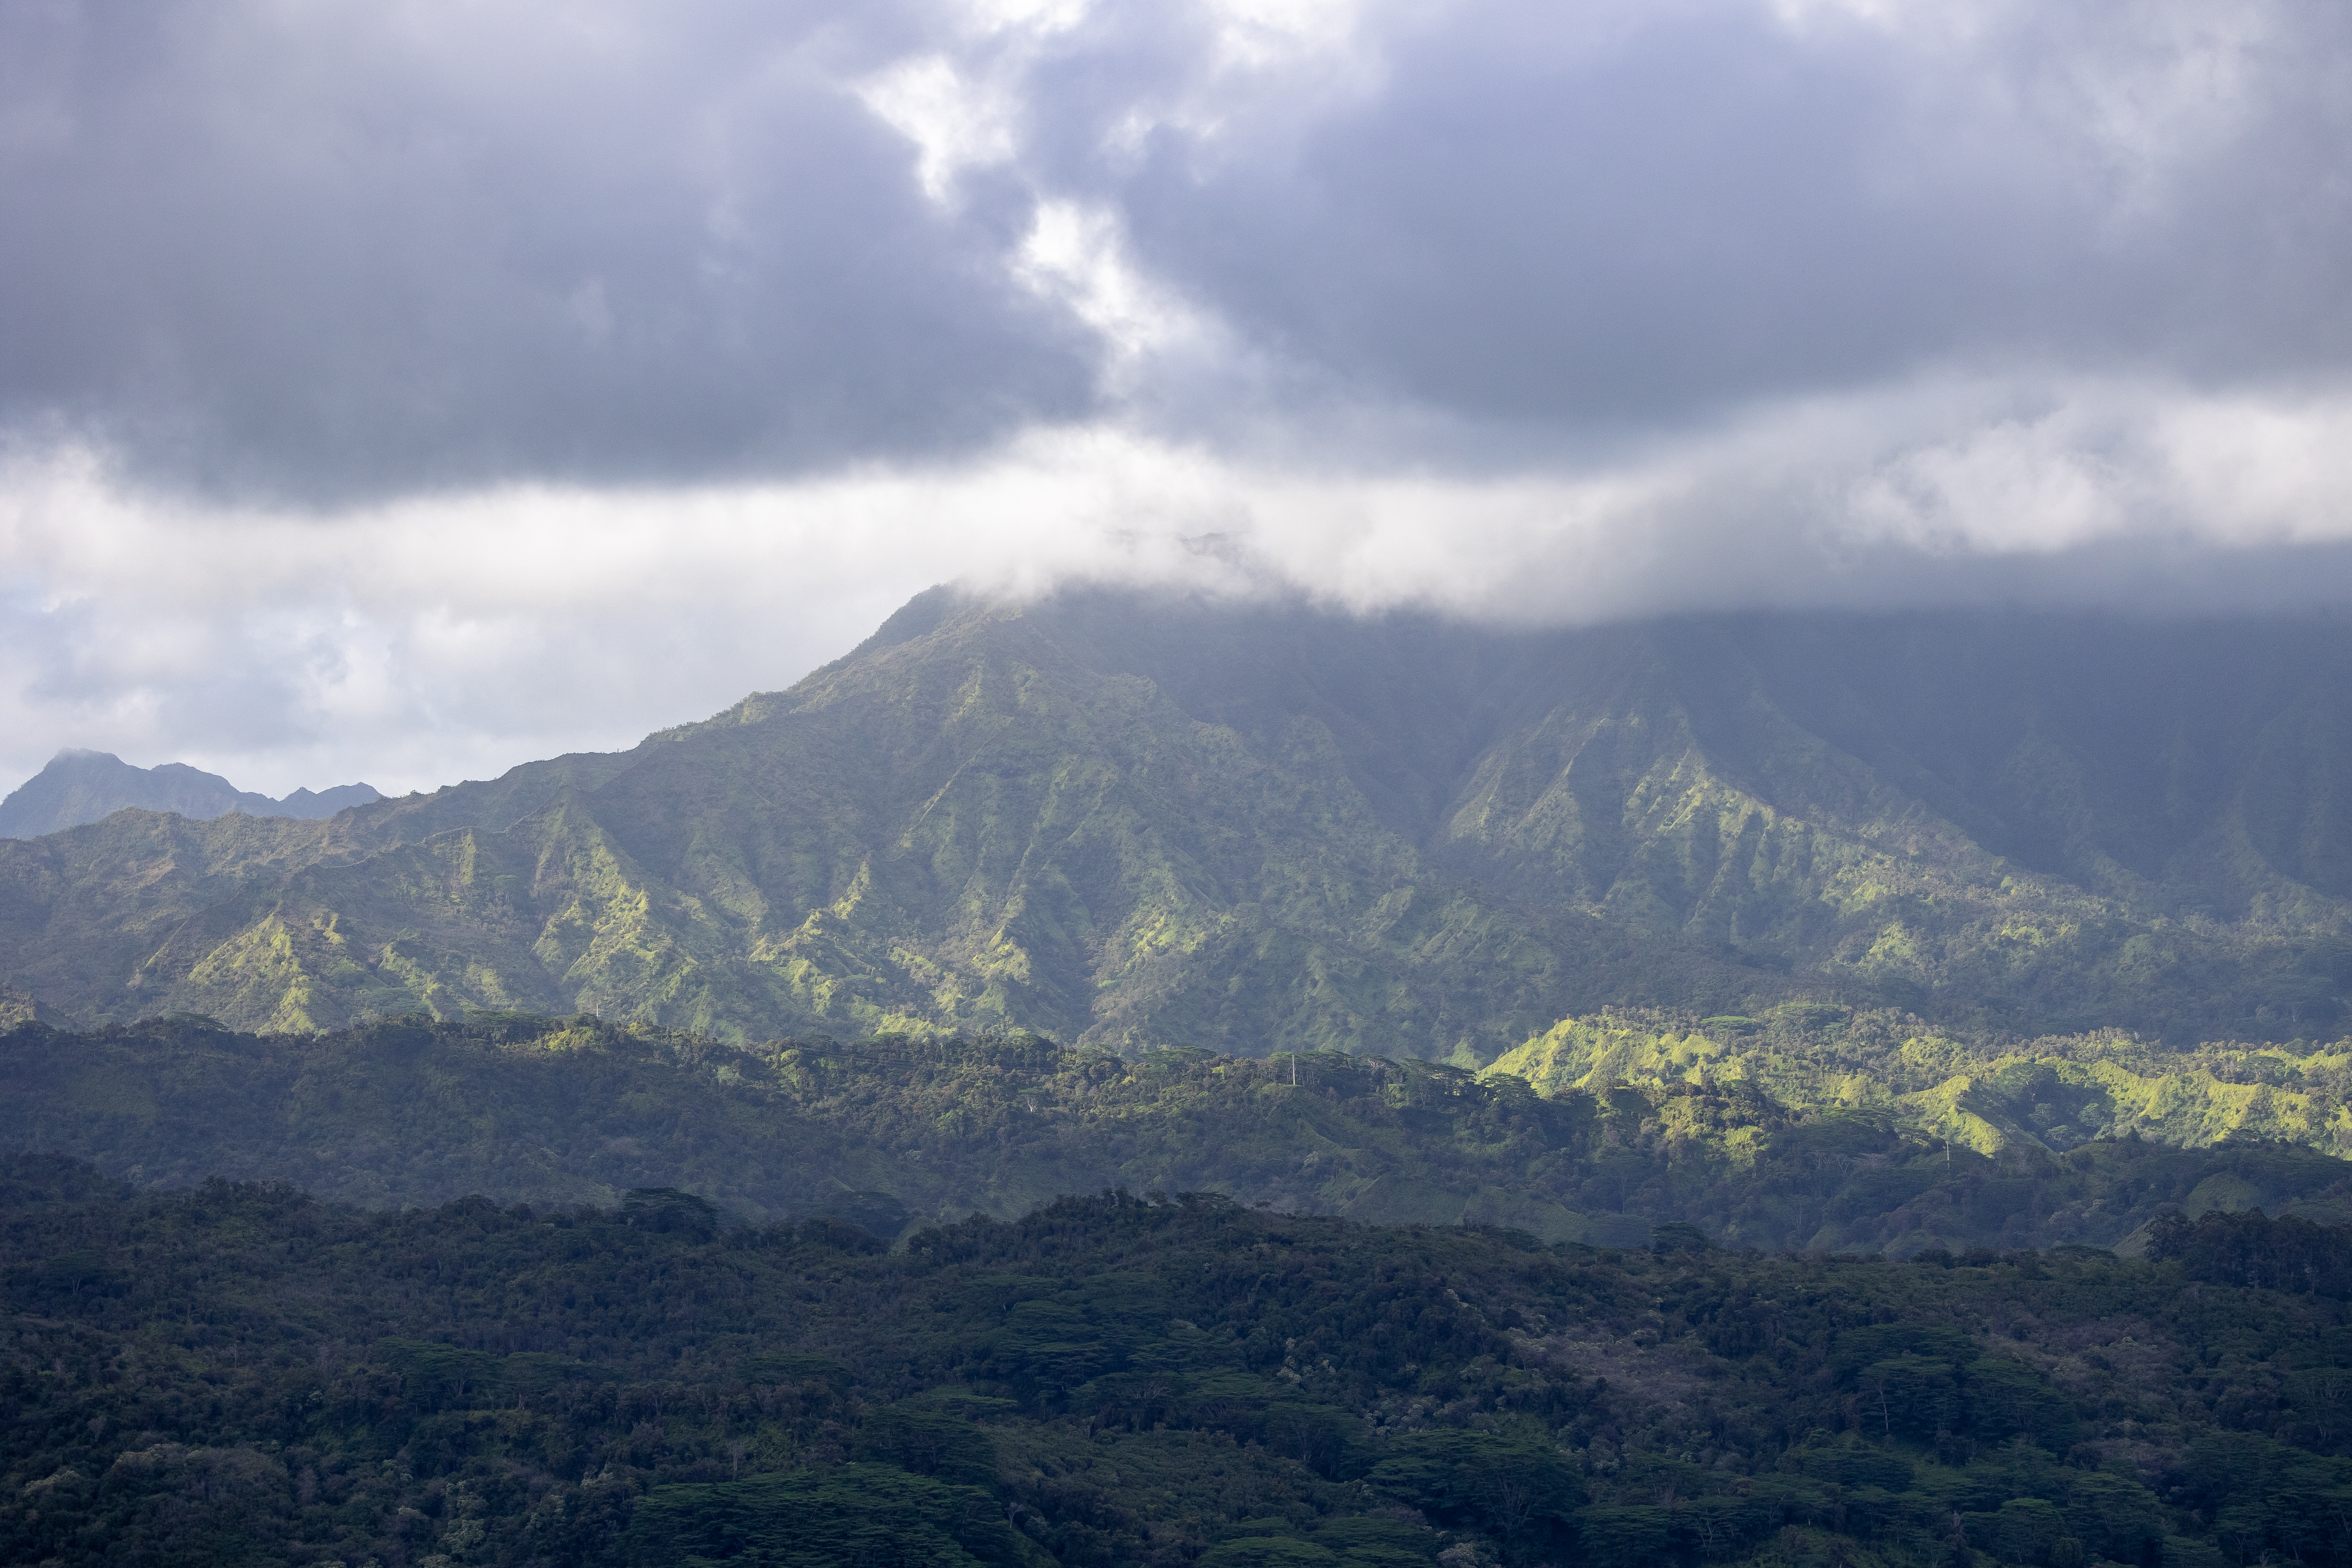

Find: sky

[2,0,2349,798]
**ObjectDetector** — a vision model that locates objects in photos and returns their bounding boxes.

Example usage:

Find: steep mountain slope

[1,590,2349,1049]
[1050,598,2352,1032]
[0,750,380,839]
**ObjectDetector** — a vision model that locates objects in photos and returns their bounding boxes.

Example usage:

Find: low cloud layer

[2,0,2348,796]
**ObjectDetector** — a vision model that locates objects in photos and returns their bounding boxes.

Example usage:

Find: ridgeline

[6,591,2352,1053]
[8,1008,2350,1257]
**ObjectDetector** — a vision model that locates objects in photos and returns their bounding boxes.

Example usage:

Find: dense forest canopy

[6,1157,2352,1568]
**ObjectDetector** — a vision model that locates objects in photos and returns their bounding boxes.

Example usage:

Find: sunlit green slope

[4,590,2352,1049]
[1487,1006,2352,1161]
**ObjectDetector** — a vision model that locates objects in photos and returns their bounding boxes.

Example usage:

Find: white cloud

[8,368,2352,799]
[954,0,1096,38]
[1837,379,2352,557]
[1015,200,1217,376]
[854,53,1023,204]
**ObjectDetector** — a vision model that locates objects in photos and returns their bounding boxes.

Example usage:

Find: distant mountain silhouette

[0,750,380,839]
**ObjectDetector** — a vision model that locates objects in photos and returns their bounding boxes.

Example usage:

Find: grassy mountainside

[1488,1009,2352,1161]
[8,1159,2352,1568]
[4,591,2352,1050]
[8,1012,2351,1257]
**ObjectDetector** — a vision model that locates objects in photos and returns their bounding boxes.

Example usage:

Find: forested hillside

[6,1156,2352,1568]
[9,1010,2351,1256]
[4,591,2352,1052]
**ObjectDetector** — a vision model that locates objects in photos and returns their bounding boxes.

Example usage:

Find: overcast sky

[3,0,2350,797]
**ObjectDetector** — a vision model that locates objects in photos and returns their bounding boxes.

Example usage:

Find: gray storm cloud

[4,0,2346,491]
[1097,1,2352,431]
[0,0,1096,498]
[1,0,2349,796]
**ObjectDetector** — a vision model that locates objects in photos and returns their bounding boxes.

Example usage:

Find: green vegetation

[8,1157,2352,1567]
[10,1011,2352,1257]
[14,596,2352,1565]
[6,593,2352,1052]
[1489,1007,2352,1161]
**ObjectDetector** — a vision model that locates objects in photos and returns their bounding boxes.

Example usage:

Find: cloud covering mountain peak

[2,0,2348,794]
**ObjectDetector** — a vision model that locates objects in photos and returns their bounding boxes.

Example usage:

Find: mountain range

[2,588,2350,1053]
[0,749,380,839]
[10,591,2352,1568]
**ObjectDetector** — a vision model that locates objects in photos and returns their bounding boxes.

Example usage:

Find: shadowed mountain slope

[2,590,2350,1050]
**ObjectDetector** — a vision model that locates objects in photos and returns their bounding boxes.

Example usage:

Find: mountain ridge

[0,749,381,839]
[9,1007,2351,1254]
[2,590,2349,1049]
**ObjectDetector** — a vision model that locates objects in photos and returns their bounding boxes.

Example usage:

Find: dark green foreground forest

[8,1155,2352,1568]
[13,995,2352,1567]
